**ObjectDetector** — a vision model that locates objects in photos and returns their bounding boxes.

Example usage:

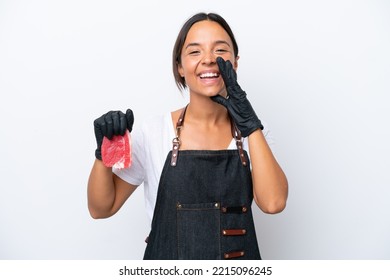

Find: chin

[190,84,224,97]
[204,86,224,97]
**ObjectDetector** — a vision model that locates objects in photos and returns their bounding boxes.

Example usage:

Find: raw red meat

[101,130,131,169]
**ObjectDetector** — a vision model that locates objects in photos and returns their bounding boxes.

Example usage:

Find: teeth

[200,72,219,78]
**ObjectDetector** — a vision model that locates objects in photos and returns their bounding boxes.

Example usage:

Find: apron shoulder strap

[231,121,247,166]
[170,105,188,166]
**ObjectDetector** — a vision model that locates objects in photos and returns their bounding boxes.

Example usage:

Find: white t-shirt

[113,112,275,225]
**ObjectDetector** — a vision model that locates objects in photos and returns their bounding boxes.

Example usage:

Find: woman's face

[178,20,238,97]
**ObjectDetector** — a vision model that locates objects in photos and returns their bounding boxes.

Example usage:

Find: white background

[0,0,389,260]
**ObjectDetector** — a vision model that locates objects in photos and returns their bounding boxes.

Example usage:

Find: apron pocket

[176,202,221,260]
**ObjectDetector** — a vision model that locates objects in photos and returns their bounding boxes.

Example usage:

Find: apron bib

[143,106,261,260]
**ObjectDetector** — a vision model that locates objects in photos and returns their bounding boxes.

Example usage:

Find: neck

[186,97,228,125]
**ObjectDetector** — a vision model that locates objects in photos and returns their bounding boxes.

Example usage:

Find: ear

[178,63,184,77]
[233,55,240,71]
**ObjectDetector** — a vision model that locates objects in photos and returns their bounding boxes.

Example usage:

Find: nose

[202,52,217,65]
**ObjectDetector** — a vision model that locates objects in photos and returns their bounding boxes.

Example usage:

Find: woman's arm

[87,159,137,219]
[88,109,136,219]
[212,57,288,213]
[248,129,288,214]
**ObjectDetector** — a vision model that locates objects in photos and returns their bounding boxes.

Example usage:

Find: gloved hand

[211,57,263,137]
[93,109,134,160]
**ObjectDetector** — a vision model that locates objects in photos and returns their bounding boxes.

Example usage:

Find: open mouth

[199,72,220,79]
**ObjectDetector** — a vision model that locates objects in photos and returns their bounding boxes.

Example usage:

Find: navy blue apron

[143,106,261,260]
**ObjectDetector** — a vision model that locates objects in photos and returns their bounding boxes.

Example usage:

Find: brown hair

[172,12,239,91]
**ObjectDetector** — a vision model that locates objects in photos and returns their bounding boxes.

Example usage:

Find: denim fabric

[143,150,261,260]
[177,202,221,259]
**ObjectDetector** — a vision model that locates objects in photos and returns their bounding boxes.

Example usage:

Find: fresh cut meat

[101,130,131,169]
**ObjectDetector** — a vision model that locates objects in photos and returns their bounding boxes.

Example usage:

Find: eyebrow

[185,40,231,49]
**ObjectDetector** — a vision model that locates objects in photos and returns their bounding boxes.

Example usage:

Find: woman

[88,12,288,260]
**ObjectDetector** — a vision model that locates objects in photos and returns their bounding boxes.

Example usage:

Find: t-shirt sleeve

[112,123,145,186]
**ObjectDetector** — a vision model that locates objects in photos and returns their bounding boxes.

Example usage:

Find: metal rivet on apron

[176,203,182,208]
[214,202,220,208]
[242,206,248,213]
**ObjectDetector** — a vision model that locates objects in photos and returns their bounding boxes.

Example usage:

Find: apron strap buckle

[171,106,187,166]
[171,137,180,166]
[231,121,247,166]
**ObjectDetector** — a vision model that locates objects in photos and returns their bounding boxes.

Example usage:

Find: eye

[216,49,228,53]
[188,50,200,55]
